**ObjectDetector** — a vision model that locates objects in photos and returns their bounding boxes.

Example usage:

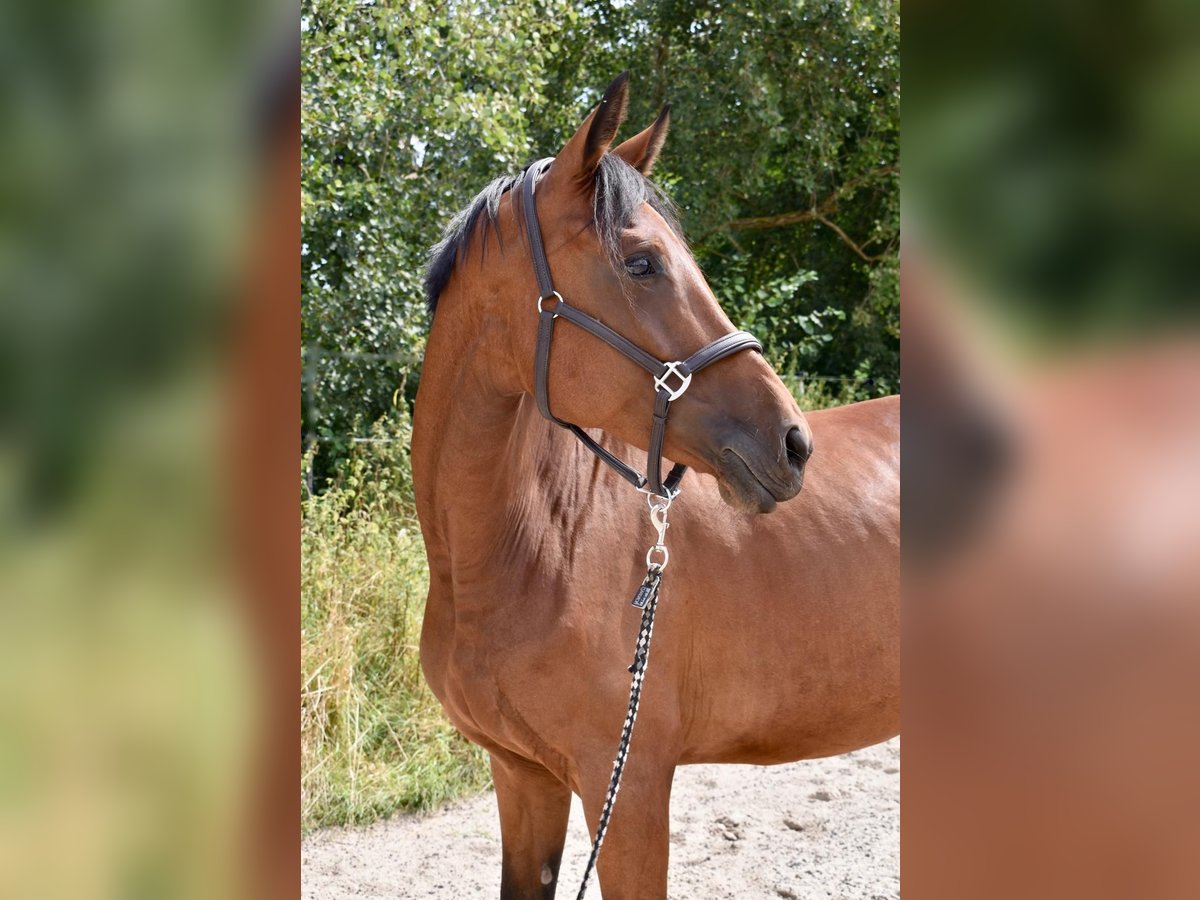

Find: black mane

[423,154,683,317]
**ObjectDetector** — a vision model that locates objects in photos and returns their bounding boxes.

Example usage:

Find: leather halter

[523,157,762,497]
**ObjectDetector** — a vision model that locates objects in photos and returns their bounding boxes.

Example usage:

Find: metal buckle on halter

[654,361,692,401]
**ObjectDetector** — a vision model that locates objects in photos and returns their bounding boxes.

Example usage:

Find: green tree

[302,0,585,474]
[302,0,899,481]
[616,0,899,391]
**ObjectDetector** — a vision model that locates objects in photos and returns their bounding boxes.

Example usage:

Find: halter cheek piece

[523,157,762,497]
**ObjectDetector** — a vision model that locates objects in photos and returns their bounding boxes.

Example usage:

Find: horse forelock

[591,153,685,264]
[423,155,685,319]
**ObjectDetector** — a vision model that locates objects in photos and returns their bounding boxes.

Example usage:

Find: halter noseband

[523,157,762,497]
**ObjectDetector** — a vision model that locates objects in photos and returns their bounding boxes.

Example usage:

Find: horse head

[427,74,813,513]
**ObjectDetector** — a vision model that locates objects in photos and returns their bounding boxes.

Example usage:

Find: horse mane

[423,154,684,318]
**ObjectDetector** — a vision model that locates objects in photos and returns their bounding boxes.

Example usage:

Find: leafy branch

[725,165,899,261]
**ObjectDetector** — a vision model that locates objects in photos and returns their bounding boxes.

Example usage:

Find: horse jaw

[715,458,797,514]
[717,477,771,514]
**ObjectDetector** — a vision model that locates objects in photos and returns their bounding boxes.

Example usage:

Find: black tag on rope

[630,571,660,609]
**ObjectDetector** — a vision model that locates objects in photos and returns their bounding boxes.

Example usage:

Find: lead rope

[575,492,675,899]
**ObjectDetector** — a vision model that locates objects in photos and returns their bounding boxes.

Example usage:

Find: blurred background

[1,0,900,895]
[0,0,296,897]
[14,0,1200,892]
[905,0,1200,897]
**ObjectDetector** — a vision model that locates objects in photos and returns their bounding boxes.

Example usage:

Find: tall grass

[300,411,490,831]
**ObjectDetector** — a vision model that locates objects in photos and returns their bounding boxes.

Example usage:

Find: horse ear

[612,104,671,175]
[551,73,630,187]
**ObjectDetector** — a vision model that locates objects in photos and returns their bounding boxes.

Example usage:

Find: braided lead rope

[575,570,663,900]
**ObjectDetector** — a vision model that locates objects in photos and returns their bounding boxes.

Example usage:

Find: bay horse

[413,74,899,898]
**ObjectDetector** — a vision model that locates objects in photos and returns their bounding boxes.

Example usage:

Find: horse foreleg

[579,754,676,900]
[491,750,572,900]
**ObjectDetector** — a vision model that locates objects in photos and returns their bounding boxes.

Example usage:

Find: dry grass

[300,413,490,831]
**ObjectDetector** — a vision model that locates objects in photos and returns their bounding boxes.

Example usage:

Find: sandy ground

[302,737,898,899]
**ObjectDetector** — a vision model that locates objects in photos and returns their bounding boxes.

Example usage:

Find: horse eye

[624,255,655,278]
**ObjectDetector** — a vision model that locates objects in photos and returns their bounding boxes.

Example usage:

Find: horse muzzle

[714,423,813,514]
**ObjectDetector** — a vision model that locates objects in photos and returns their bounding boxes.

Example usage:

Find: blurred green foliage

[302,0,899,480]
[2,0,263,513]
[0,1,288,892]
[905,0,1200,341]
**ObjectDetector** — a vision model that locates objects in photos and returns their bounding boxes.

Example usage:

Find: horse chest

[421,578,607,761]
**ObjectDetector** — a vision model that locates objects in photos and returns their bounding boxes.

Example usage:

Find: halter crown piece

[523,158,762,497]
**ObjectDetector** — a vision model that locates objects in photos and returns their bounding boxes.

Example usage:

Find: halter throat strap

[522,157,761,496]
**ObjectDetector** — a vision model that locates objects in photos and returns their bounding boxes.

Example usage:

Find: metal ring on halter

[646,544,669,570]
[644,491,673,514]
[638,485,679,504]
[535,290,563,315]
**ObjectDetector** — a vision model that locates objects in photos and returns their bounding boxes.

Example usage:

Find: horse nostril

[785,426,814,467]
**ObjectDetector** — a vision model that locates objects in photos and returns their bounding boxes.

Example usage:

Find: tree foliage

[302,0,898,478]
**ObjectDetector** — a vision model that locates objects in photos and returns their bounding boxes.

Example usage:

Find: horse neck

[413,293,607,592]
